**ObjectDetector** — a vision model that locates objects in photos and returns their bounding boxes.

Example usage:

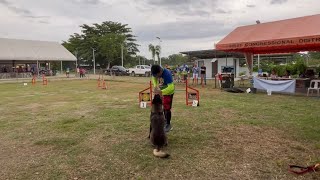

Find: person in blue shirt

[151,65,175,132]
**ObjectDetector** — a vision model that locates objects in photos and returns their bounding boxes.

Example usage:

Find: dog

[149,94,170,158]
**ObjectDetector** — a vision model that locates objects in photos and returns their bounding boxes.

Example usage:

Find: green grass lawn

[0,77,319,179]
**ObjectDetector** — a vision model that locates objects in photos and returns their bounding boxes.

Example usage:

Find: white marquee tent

[0,38,76,77]
[0,38,76,61]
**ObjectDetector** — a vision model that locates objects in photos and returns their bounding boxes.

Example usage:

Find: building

[0,38,76,78]
[180,49,293,79]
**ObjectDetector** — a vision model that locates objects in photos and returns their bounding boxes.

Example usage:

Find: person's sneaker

[164,124,172,132]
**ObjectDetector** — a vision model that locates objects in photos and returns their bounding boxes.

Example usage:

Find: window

[221,66,234,73]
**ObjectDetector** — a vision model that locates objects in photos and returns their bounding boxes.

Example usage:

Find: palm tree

[149,44,156,64]
[155,45,161,63]
[148,44,161,64]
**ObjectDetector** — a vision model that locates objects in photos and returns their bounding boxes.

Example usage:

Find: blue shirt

[152,68,175,95]
[161,68,173,86]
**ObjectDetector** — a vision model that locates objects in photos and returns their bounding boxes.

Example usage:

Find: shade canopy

[216,14,320,54]
[0,38,76,61]
[180,49,243,59]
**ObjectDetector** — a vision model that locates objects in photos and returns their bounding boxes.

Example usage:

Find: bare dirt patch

[214,125,320,179]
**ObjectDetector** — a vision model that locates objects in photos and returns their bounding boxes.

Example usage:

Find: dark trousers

[201,73,206,85]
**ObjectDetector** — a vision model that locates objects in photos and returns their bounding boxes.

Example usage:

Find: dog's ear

[152,94,162,104]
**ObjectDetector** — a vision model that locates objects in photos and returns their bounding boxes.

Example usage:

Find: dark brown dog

[149,94,169,158]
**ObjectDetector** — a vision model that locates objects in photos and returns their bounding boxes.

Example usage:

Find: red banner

[217,36,320,50]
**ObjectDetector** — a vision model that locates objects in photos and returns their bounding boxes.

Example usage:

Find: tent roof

[0,38,76,61]
[216,14,320,54]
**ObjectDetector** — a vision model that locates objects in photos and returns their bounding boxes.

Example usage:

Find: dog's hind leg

[148,124,152,139]
[164,137,168,146]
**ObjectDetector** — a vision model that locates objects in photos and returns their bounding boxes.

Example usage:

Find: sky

[0,0,319,59]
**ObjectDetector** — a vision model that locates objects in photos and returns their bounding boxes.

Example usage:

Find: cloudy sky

[0,0,319,58]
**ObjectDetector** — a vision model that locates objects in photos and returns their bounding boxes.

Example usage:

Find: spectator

[192,64,199,85]
[66,67,70,78]
[200,64,206,85]
[270,70,277,79]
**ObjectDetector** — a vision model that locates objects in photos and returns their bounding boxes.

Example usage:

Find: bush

[316,66,320,73]
[293,59,307,75]
[273,65,286,76]
[239,71,246,76]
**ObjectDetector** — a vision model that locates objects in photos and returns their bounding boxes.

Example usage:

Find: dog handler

[151,65,175,132]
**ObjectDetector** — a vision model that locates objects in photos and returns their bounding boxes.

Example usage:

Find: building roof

[180,49,244,59]
[216,14,320,54]
[180,49,292,59]
[0,38,76,61]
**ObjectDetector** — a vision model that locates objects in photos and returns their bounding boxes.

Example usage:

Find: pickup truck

[128,65,151,77]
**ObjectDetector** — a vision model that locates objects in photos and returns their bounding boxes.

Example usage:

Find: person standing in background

[200,64,206,85]
[192,64,199,85]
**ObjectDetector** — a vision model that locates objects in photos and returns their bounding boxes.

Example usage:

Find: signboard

[140,102,147,108]
[218,37,320,50]
[192,100,199,107]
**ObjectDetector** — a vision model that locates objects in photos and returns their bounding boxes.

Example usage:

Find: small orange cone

[101,80,107,89]
[32,75,36,85]
[42,74,48,85]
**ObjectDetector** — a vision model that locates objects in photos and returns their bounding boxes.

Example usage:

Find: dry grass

[0,77,319,179]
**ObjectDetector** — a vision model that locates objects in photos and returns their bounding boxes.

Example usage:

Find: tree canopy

[63,21,139,68]
[160,54,189,66]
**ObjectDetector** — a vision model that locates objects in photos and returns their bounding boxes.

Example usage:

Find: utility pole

[121,44,124,67]
[156,37,162,66]
[74,50,78,76]
[258,54,260,70]
[91,47,96,75]
[256,20,261,72]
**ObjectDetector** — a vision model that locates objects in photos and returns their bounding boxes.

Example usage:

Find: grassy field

[0,77,319,179]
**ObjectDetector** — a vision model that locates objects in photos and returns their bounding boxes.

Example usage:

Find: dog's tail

[153,149,170,158]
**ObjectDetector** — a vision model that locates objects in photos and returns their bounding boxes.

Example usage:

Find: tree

[161,54,189,66]
[148,44,161,64]
[63,21,139,68]
[309,51,320,60]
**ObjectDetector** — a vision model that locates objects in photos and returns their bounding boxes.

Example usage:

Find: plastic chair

[307,80,320,96]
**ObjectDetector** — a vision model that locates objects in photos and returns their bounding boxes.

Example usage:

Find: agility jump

[97,73,107,90]
[138,77,200,107]
[30,74,48,86]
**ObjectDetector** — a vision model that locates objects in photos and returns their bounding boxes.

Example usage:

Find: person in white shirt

[192,64,199,85]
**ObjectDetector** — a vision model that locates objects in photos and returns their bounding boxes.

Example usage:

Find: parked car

[105,66,129,76]
[128,65,151,77]
[39,69,55,76]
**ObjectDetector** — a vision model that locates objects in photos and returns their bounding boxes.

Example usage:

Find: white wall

[238,67,249,76]
[217,57,235,74]
[196,58,240,78]
[196,59,212,79]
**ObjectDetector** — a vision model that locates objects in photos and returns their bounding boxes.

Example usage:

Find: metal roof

[180,49,244,59]
[0,38,76,61]
[180,49,293,59]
